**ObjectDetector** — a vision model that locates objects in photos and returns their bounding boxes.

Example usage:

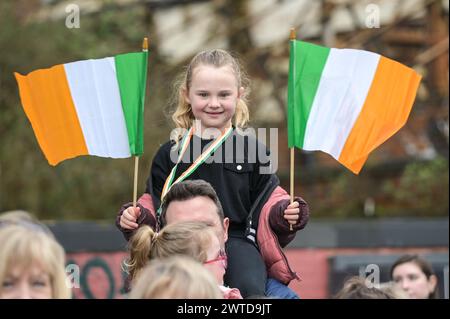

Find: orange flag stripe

[338,56,422,174]
[15,65,88,165]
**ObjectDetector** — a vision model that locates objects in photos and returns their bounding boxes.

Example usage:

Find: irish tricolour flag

[15,51,148,166]
[288,40,421,174]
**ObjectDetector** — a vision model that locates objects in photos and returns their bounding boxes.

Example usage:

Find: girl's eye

[219,93,231,98]
[198,92,208,97]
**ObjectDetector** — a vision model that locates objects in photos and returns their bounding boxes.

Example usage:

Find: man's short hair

[160,180,225,227]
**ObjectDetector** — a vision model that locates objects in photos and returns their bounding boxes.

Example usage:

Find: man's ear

[222,217,230,243]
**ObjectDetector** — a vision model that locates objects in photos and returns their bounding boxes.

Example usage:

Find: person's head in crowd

[129,256,222,299]
[390,254,439,299]
[334,276,396,299]
[0,210,54,238]
[0,223,71,299]
[378,281,410,299]
[126,221,227,286]
[159,180,229,245]
[0,210,35,222]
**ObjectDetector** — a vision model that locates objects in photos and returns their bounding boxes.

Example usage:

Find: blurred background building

[1,0,448,298]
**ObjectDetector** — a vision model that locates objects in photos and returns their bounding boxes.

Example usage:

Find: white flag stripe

[302,48,380,158]
[64,59,108,156]
[64,58,131,158]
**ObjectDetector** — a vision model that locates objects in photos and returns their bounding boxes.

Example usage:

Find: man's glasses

[203,249,228,269]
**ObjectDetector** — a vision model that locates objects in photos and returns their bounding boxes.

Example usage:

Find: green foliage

[380,157,449,217]
[307,157,449,218]
[306,171,373,218]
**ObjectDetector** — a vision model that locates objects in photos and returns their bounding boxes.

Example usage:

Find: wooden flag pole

[289,28,296,231]
[133,37,149,208]
[133,156,139,208]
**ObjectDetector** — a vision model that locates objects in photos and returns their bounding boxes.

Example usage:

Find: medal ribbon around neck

[160,126,233,201]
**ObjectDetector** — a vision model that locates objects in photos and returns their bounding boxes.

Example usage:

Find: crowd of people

[0,182,442,299]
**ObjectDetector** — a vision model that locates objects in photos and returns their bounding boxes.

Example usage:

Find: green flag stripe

[115,51,148,156]
[287,40,330,148]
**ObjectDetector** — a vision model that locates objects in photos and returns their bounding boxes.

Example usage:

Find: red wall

[67,252,127,299]
[285,247,448,298]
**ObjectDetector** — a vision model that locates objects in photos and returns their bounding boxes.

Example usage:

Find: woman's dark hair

[390,254,439,299]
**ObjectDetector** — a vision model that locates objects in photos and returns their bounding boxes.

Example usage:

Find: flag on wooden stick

[15,51,148,165]
[287,40,421,174]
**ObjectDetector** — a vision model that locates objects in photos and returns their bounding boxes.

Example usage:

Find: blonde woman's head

[0,210,54,238]
[0,210,35,222]
[0,224,71,299]
[129,256,222,299]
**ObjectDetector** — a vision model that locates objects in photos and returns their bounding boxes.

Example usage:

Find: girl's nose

[209,96,220,107]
